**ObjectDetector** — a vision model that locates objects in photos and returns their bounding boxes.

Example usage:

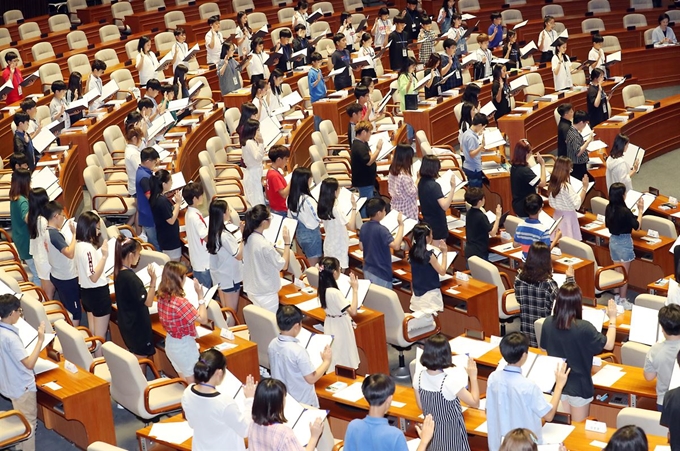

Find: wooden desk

[647,194,680,234]
[595,94,680,163]
[137,414,192,451]
[35,357,116,449]
[313,93,356,138]
[277,282,390,375]
[175,108,223,182]
[648,274,674,296]
[609,45,680,90]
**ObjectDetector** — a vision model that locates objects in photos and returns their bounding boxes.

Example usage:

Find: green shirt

[10,196,31,260]
[397,73,417,112]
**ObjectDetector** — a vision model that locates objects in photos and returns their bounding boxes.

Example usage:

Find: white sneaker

[616,297,633,311]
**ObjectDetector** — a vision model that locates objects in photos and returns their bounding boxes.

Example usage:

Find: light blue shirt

[461,127,482,172]
[308,67,327,103]
[0,323,35,400]
[486,365,552,451]
[344,416,409,451]
[652,26,677,45]
[268,334,318,406]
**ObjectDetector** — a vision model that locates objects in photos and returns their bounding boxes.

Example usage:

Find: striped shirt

[566,126,588,165]
[514,218,551,258]
[548,183,582,212]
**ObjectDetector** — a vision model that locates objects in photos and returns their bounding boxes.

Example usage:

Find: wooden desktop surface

[609,45,680,90]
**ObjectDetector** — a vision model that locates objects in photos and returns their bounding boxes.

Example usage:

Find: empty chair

[48,14,71,33]
[164,11,186,30]
[31,43,55,62]
[67,30,89,50]
[67,54,91,77]
[622,84,647,108]
[588,0,611,13]
[0,29,11,47]
[315,1,334,14]
[154,32,175,54]
[104,126,126,153]
[344,0,363,10]
[199,2,220,20]
[666,10,680,22]
[501,9,523,25]
[67,0,87,24]
[18,22,41,40]
[101,342,186,420]
[523,72,546,102]
[0,410,31,449]
[144,0,165,10]
[503,215,523,237]
[582,18,605,33]
[570,62,586,86]
[99,24,121,43]
[247,12,268,30]
[53,319,110,381]
[39,63,62,93]
[591,197,609,217]
[95,48,120,68]
[351,13,365,30]
[125,39,140,61]
[220,19,237,33]
[112,1,134,31]
[458,0,480,12]
[3,10,24,25]
[110,69,136,98]
[541,5,564,17]
[603,35,621,52]
[623,13,647,28]
[620,340,649,367]
[468,256,520,334]
[644,28,655,46]
[233,0,255,10]
[616,408,668,437]
[278,8,295,23]
[311,21,331,39]
[641,216,677,238]
[630,0,653,9]
[83,167,137,220]
[243,304,278,368]
[559,237,627,295]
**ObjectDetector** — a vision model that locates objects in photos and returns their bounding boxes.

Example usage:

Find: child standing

[287,168,322,266]
[239,118,266,207]
[464,187,502,263]
[183,182,212,288]
[265,146,291,217]
[418,16,436,65]
[644,304,680,411]
[308,52,327,131]
[317,177,357,270]
[207,199,244,311]
[359,198,404,288]
[538,16,557,63]
[409,224,449,313]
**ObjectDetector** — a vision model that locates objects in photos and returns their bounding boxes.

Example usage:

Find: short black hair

[294,24,307,32]
[4,51,18,65]
[333,33,345,45]
[346,103,363,117]
[51,80,67,93]
[279,29,292,39]
[276,304,304,331]
[252,378,288,426]
[182,181,204,206]
[140,147,160,163]
[490,12,502,20]
[9,153,28,169]
[592,34,604,44]
[13,111,29,126]
[44,200,64,221]
[146,78,162,91]
[659,13,670,24]
[354,85,368,100]
[419,155,441,179]
[394,14,406,24]
[659,304,680,336]
[361,373,396,406]
[557,103,573,117]
[208,15,220,25]
[92,59,107,72]
[310,51,324,63]
[365,197,387,218]
[573,110,589,125]
[499,331,529,364]
[20,99,36,112]
[174,28,186,37]
[472,113,489,126]
[268,145,291,163]
[524,193,543,216]
[464,187,485,207]
[421,16,432,25]
[443,38,456,50]
[420,334,453,370]
[0,293,21,319]
[138,98,154,111]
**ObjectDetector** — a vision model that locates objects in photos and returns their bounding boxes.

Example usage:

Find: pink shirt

[248,423,303,451]
[388,172,418,220]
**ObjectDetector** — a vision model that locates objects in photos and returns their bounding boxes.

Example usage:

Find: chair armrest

[438,155,461,169]
[221,307,241,326]
[332,441,344,451]
[144,378,187,414]
[102,167,127,174]
[0,228,12,242]
[89,357,107,374]
[92,194,130,214]
[597,352,618,364]
[230,324,248,332]
[84,335,106,353]
[138,358,161,379]
[325,159,352,173]
[0,410,30,447]
[499,272,513,290]
[402,314,442,343]
[595,263,627,291]
[501,289,520,316]
[0,242,20,261]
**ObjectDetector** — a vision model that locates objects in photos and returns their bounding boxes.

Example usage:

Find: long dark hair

[318,256,340,309]
[317,177,339,221]
[113,235,142,278]
[605,182,628,228]
[206,199,228,254]
[75,211,101,246]
[409,223,431,264]
[388,144,414,177]
[239,118,259,146]
[548,156,572,198]
[603,425,648,451]
[237,11,251,33]
[28,188,49,240]
[150,169,172,204]
[269,69,284,96]
[252,378,287,426]
[287,167,313,213]
[460,101,475,132]
[519,242,552,284]
[173,64,189,89]
[462,83,481,105]
[251,79,267,101]
[67,71,82,99]
[243,204,270,243]
[9,169,31,201]
[236,102,258,134]
[399,56,417,76]
[609,134,629,159]
[137,35,151,54]
[553,282,583,330]
[194,348,226,383]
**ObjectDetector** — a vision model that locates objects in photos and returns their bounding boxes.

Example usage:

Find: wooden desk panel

[288,115,316,168]
[313,93,355,137]
[176,108,222,182]
[609,45,680,90]
[35,357,116,449]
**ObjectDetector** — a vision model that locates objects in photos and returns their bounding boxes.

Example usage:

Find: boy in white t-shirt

[205,15,224,65]
[183,182,212,289]
[588,34,606,76]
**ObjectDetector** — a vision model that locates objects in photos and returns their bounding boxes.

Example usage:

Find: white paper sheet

[591,365,625,387]
[448,336,497,358]
[541,423,575,445]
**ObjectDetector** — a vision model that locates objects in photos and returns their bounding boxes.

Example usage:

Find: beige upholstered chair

[67,30,89,50]
[243,304,279,369]
[278,8,295,23]
[112,1,134,31]
[0,410,31,449]
[458,0,480,12]
[30,43,54,64]
[247,12,268,30]
[271,27,291,46]
[88,442,128,451]
[3,10,24,25]
[623,13,647,28]
[311,21,331,39]
[94,139,126,169]
[468,256,520,334]
[83,167,137,220]
[109,69,136,99]
[644,28,655,46]
[144,0,166,10]
[641,216,677,238]
[344,0,363,10]
[164,11,186,30]
[99,24,121,43]
[199,2,220,20]
[315,1,334,14]
[101,342,186,420]
[617,408,667,436]
[581,18,605,33]
[18,23,41,40]
[123,39,139,61]
[620,341,649,367]
[95,49,120,68]
[53,320,110,382]
[38,63,62,93]
[233,0,255,10]
[523,72,547,102]
[603,35,621,53]
[588,0,611,13]
[541,4,564,17]
[0,49,22,69]
[68,54,91,77]
[48,14,72,33]
[504,215,523,238]
[206,301,242,331]
[363,284,441,377]
[630,0,653,9]
[501,9,523,25]
[0,29,11,47]
[559,237,627,295]
[636,294,666,310]
[591,197,609,217]
[570,62,586,86]
[67,0,87,24]
[622,84,647,108]
[154,32,175,54]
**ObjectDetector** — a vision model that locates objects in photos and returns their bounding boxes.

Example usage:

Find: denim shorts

[561,394,594,407]
[296,222,322,259]
[609,233,635,263]
[221,282,242,293]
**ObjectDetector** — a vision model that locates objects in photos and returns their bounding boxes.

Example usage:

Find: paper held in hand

[369,131,395,161]
[510,75,529,92]
[569,175,595,195]
[520,40,537,59]
[479,101,496,117]
[262,213,298,250]
[435,169,467,196]
[622,143,645,173]
[483,127,506,149]
[498,351,565,393]
[379,209,418,236]
[628,304,664,346]
[624,189,655,215]
[296,326,334,369]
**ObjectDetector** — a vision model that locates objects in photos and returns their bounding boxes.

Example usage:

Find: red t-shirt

[2,68,24,105]
[266,168,288,212]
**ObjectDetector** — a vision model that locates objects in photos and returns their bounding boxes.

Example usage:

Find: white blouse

[136,51,159,86]
[552,54,573,91]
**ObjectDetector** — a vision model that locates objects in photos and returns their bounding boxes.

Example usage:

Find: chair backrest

[99,24,120,43]
[39,63,62,91]
[67,54,91,77]
[582,18,605,33]
[666,10,680,22]
[311,131,328,157]
[524,72,545,100]
[643,28,655,46]
[622,84,645,108]
[0,29,10,47]
[362,285,408,345]
[351,13,366,30]
[297,77,311,108]
[271,27,291,46]
[641,216,677,238]
[504,215,523,238]
[3,10,23,24]
[88,442,128,451]
[278,7,295,23]
[570,62,586,86]
[316,1,334,14]
[316,37,334,57]
[20,295,56,334]
[100,342,149,418]
[49,14,72,33]
[616,407,667,437]
[68,0,87,12]
[623,13,647,28]
[36,105,51,127]
[534,317,545,346]
[199,2,220,20]
[207,136,228,164]
[388,8,400,19]
[154,32,175,54]
[224,108,241,135]
[588,0,611,12]
[319,120,339,147]
[206,301,235,329]
[541,4,564,17]
[308,145,322,164]
[233,0,255,10]
[214,120,230,147]
[501,9,523,25]
[458,0,480,12]
[67,30,89,50]
[602,35,621,53]
[19,22,41,40]
[243,304,278,368]
[104,125,126,152]
[144,0,165,10]
[559,237,598,275]
[94,141,114,168]
[344,0,363,11]
[310,161,328,185]
[247,12,268,30]
[112,1,134,20]
[553,22,566,33]
[53,319,93,370]
[165,11,186,30]
[630,0,653,9]
[620,341,649,368]
[95,48,120,68]
[137,249,170,268]
[111,69,135,93]
[125,39,140,61]
[590,196,609,217]
[311,22,331,40]
[199,165,217,199]
[468,256,507,316]
[32,43,55,62]
[634,294,666,310]
[220,19,237,33]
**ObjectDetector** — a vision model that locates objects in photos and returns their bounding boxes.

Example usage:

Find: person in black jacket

[403,0,423,41]
[388,15,409,72]
[12,112,37,172]
[587,68,609,127]
[556,103,573,158]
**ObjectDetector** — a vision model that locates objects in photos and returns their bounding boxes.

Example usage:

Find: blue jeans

[271,209,287,218]
[406,124,414,142]
[463,168,483,188]
[363,269,392,289]
[313,115,322,131]
[24,258,40,286]
[142,226,161,251]
[357,186,377,218]
[193,270,212,288]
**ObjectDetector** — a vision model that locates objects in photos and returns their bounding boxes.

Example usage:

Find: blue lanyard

[0,323,18,337]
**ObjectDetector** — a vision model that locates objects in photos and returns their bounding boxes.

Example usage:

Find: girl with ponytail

[207,199,244,310]
[181,348,256,451]
[318,256,360,369]
[409,223,448,313]
[150,169,183,261]
[113,236,156,358]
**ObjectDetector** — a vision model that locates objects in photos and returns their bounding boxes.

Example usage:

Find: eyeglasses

[15,308,23,316]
